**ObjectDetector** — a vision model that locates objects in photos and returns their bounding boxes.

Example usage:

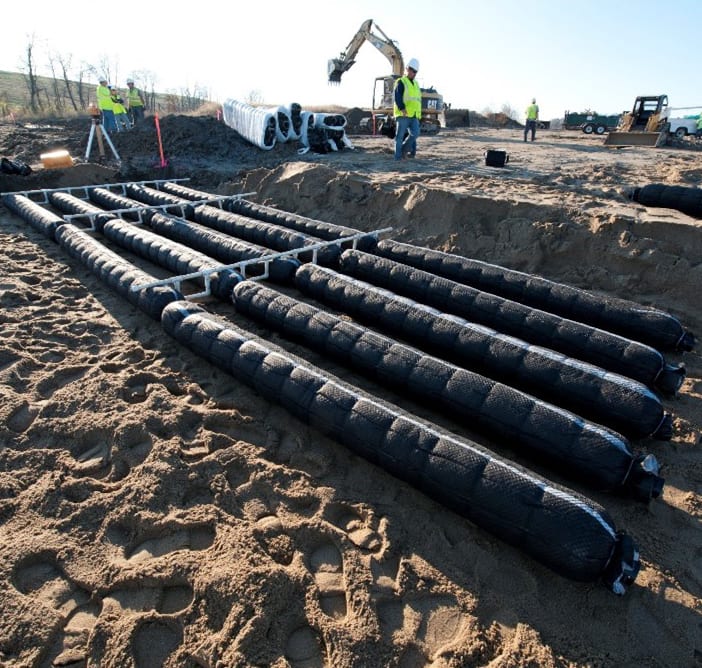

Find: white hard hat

[532,97,536,103]
[407,58,419,72]
[126,78,134,84]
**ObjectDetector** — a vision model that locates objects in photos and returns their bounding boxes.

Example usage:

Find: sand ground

[0,118,700,667]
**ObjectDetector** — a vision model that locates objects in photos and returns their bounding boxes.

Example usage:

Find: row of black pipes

[2,180,696,595]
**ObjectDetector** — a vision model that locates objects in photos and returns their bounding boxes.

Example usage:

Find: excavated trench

[5,170,700,592]
[232,163,702,328]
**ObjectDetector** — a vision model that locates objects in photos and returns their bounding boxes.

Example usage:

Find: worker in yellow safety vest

[524,98,539,142]
[126,78,146,125]
[696,111,702,139]
[393,58,422,160]
[110,87,131,132]
[96,78,117,133]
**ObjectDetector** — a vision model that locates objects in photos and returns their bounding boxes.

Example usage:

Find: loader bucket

[604,131,667,147]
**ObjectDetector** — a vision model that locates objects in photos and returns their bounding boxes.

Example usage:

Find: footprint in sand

[284,625,327,668]
[132,619,183,667]
[67,424,153,485]
[35,364,91,400]
[102,581,194,615]
[5,400,39,434]
[123,524,216,563]
[11,554,101,667]
[92,581,192,666]
[308,539,347,619]
[324,502,383,553]
[328,503,472,664]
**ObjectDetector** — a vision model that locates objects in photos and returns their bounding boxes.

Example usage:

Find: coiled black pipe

[294,264,671,441]
[338,250,684,396]
[232,280,663,500]
[372,239,696,354]
[161,299,641,594]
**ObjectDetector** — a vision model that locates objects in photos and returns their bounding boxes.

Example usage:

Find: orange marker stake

[154,113,168,167]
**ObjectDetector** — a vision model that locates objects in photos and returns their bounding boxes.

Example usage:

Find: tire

[595,124,607,135]
[674,127,687,138]
[582,123,594,134]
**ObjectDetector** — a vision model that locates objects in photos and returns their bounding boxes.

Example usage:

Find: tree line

[2,36,213,118]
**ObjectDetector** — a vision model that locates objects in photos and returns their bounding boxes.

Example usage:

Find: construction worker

[696,111,702,140]
[126,78,146,126]
[111,87,131,132]
[393,57,422,160]
[524,98,539,142]
[96,78,117,133]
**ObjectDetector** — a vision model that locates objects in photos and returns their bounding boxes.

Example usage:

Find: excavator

[328,19,445,135]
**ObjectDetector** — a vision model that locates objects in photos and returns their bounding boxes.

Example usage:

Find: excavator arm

[328,19,404,83]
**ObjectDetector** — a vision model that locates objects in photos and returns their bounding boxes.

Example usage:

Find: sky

[2,0,701,122]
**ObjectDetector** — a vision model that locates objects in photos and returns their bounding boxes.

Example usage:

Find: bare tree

[55,52,81,112]
[501,103,520,122]
[47,54,65,114]
[22,37,42,113]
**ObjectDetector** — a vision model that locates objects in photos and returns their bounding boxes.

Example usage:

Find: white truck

[664,107,701,138]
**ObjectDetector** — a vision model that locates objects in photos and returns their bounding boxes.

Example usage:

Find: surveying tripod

[85,108,121,163]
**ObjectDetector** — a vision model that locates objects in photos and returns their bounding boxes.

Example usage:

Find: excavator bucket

[604,131,668,147]
[327,59,347,84]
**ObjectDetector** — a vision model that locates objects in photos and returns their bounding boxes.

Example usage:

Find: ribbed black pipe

[159,181,242,209]
[87,186,147,222]
[294,264,671,441]
[630,183,702,219]
[124,183,196,218]
[190,206,341,267]
[161,300,640,594]
[232,280,663,500]
[55,223,181,319]
[146,212,299,285]
[2,194,64,241]
[48,191,116,233]
[48,193,242,302]
[228,199,379,251]
[338,249,684,396]
[156,183,336,262]
[372,239,696,353]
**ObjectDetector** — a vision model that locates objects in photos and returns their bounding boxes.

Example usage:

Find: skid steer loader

[604,95,670,147]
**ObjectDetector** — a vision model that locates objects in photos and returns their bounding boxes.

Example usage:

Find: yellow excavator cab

[604,95,670,147]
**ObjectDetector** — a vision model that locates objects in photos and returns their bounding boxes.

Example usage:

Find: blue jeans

[101,109,117,133]
[395,115,420,159]
[524,119,537,141]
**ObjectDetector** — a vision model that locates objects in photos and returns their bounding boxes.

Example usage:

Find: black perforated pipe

[294,264,671,441]
[232,280,663,500]
[161,299,641,594]
[48,193,242,301]
[338,250,684,396]
[372,239,696,353]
